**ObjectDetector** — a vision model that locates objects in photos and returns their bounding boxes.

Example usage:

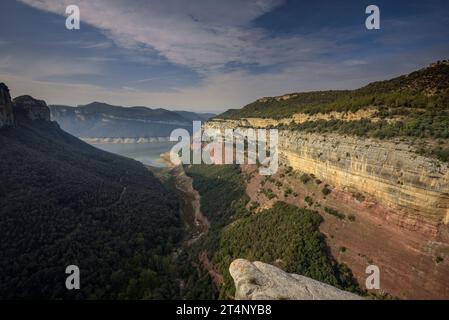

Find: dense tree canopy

[0,121,182,299]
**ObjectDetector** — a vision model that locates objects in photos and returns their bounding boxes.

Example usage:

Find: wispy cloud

[3,0,448,112]
[0,55,101,79]
[17,0,339,73]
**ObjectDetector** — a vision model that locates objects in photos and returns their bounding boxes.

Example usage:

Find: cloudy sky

[0,0,448,112]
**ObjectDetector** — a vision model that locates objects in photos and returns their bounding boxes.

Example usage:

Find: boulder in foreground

[230,259,361,300]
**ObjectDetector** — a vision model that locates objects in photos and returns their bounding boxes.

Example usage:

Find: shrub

[284,188,293,197]
[300,173,311,184]
[262,188,276,200]
[249,202,259,211]
[433,148,449,162]
[305,196,314,206]
[352,192,365,202]
[322,187,332,196]
[324,207,345,220]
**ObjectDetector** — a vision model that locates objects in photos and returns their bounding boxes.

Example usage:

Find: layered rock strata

[205,120,449,232]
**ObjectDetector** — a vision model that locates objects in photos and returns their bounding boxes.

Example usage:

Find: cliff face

[278,131,449,230]
[205,120,449,232]
[0,84,51,128]
[230,259,361,300]
[210,108,396,128]
[0,83,15,127]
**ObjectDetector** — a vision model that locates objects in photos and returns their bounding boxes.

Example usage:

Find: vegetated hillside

[50,102,214,138]
[0,106,182,299]
[219,61,449,119]
[214,202,359,299]
[183,165,359,299]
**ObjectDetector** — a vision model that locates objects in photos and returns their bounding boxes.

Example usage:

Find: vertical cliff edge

[0,83,15,127]
[0,83,51,128]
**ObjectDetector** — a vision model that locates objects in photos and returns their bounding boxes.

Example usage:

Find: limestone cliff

[0,83,15,127]
[230,259,361,300]
[204,120,449,232]
[209,108,399,129]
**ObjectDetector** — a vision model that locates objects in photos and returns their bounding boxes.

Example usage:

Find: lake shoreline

[87,140,176,168]
[81,137,171,144]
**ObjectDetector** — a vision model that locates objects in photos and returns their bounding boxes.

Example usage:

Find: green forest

[214,202,360,299]
[0,121,182,299]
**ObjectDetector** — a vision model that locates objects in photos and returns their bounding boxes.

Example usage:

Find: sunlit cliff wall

[205,119,449,232]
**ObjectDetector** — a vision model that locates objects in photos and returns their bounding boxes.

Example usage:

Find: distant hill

[50,102,215,139]
[0,85,182,299]
[174,110,216,122]
[218,60,449,120]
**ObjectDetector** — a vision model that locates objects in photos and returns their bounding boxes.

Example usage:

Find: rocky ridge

[13,95,51,122]
[0,83,15,127]
[0,83,51,128]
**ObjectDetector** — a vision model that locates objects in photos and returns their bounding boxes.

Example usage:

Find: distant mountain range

[50,102,215,139]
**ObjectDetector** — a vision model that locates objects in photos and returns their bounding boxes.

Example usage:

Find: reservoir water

[91,141,176,167]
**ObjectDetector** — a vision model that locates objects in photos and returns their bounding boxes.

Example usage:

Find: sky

[0,0,448,113]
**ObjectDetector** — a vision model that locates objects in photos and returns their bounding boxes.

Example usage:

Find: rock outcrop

[0,83,15,127]
[230,259,361,300]
[13,95,51,122]
[209,108,393,128]
[1,84,51,126]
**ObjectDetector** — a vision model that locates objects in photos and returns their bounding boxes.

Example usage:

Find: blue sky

[0,0,448,112]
